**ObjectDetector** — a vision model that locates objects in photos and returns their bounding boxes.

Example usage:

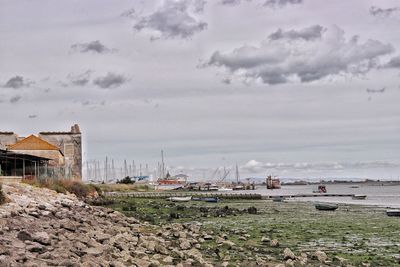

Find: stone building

[0,124,82,179]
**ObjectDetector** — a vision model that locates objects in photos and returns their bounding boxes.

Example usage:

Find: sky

[1,0,400,181]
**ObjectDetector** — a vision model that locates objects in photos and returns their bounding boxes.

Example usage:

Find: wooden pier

[105,191,356,200]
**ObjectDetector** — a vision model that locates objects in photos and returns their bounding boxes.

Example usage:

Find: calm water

[253,183,400,208]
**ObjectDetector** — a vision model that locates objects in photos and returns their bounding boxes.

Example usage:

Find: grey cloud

[222,77,231,84]
[70,40,116,54]
[28,114,38,119]
[366,87,385,93]
[68,70,92,86]
[9,95,22,103]
[121,8,135,18]
[385,56,400,68]
[133,0,207,40]
[269,25,325,41]
[93,72,127,89]
[220,0,241,6]
[3,76,32,89]
[370,6,400,18]
[206,25,394,85]
[264,0,303,8]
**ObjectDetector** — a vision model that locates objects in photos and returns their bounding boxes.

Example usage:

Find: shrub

[117,176,135,184]
[0,184,6,205]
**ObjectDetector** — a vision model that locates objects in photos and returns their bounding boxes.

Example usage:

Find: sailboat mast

[236,162,240,184]
[161,150,165,179]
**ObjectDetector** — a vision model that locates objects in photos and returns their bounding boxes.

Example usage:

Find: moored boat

[266,175,281,189]
[352,195,367,200]
[272,196,286,202]
[386,209,400,217]
[218,187,233,191]
[313,185,327,193]
[232,184,244,190]
[315,203,338,211]
[168,196,192,202]
[203,197,219,203]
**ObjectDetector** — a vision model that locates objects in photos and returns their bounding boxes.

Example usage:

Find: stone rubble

[0,183,340,267]
[0,184,214,266]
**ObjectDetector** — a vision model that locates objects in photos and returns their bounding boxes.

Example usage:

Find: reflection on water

[253,183,400,208]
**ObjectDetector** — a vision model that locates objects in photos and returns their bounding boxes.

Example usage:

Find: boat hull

[352,195,367,200]
[203,197,219,203]
[168,196,192,202]
[386,210,400,217]
[315,203,338,211]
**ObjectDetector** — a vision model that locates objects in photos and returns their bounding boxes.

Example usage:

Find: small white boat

[386,209,400,217]
[352,195,367,200]
[168,196,192,202]
[218,187,233,191]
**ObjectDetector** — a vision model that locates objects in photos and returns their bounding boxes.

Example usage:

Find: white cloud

[206,25,394,85]
[132,0,207,40]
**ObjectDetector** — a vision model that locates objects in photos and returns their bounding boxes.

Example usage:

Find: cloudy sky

[1,0,400,180]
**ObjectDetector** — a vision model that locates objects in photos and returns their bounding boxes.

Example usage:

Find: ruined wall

[39,125,82,179]
[0,133,17,150]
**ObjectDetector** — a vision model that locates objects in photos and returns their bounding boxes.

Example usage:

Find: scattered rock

[17,230,32,241]
[283,248,295,260]
[312,250,327,263]
[270,239,280,247]
[180,239,191,250]
[261,236,270,243]
[32,231,51,245]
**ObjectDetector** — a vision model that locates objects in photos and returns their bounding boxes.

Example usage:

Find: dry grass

[22,178,100,199]
[97,183,154,193]
[0,183,6,205]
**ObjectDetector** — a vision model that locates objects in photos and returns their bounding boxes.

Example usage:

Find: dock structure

[105,191,356,200]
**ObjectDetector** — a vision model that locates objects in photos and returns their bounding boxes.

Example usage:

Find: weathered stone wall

[0,133,17,150]
[39,129,82,179]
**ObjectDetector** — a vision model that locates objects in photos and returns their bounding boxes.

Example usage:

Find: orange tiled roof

[7,135,60,151]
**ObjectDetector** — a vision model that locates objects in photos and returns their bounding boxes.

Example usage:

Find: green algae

[103,197,400,266]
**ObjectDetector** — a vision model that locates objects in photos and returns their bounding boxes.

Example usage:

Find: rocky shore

[0,183,217,266]
[2,183,390,266]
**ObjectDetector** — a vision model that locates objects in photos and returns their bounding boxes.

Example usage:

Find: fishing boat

[168,196,192,202]
[352,195,367,200]
[313,185,327,193]
[203,197,219,203]
[386,210,400,217]
[204,183,219,191]
[266,175,281,189]
[232,184,244,190]
[315,203,338,211]
[156,150,187,188]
